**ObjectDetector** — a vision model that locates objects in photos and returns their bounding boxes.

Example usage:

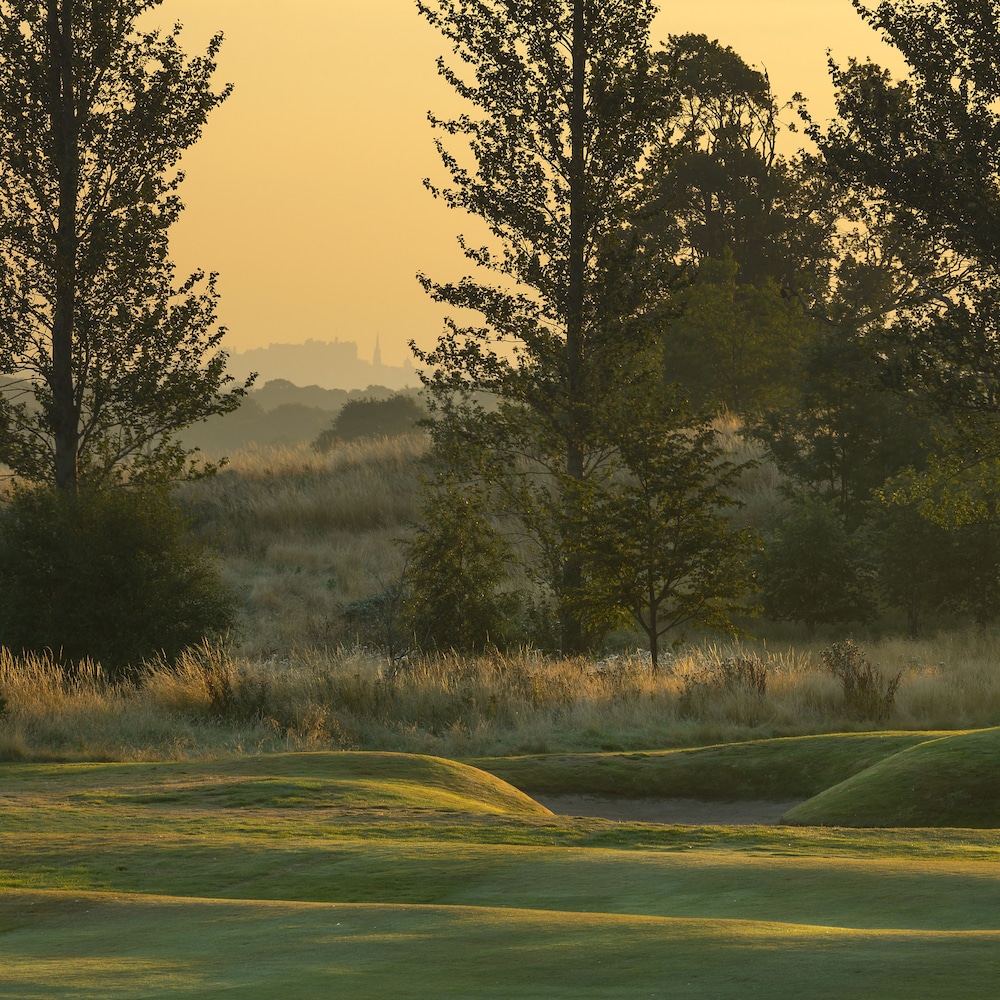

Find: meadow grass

[4,635,1000,762]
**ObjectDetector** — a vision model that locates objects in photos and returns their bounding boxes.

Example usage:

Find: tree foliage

[0,485,236,675]
[757,497,876,638]
[822,0,1000,271]
[414,0,668,652]
[0,0,250,489]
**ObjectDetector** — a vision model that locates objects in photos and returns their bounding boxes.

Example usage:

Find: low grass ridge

[7,892,1000,1000]
[784,727,1000,828]
[472,732,941,801]
[0,751,551,819]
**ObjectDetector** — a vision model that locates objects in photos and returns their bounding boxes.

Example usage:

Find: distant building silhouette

[226,337,414,391]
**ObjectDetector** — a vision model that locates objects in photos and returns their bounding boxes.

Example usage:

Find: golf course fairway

[2,747,998,998]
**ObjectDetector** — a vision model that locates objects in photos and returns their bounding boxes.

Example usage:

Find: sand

[533,794,805,826]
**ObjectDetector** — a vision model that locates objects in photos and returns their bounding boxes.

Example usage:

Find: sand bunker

[533,794,805,826]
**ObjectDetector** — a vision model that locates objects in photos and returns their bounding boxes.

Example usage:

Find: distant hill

[226,338,417,392]
[180,381,419,457]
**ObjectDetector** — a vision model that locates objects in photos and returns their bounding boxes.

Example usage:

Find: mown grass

[785,727,1000,828]
[8,893,999,1000]
[2,751,1000,999]
[471,732,946,800]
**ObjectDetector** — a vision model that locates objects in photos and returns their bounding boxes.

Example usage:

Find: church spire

[373,333,382,367]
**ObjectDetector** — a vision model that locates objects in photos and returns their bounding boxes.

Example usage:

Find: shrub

[338,584,409,658]
[0,486,236,678]
[403,476,520,653]
[314,393,425,450]
[821,639,902,723]
[678,652,768,717]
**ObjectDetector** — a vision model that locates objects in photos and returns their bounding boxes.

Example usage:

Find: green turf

[784,727,1000,828]
[4,892,998,1000]
[471,732,941,799]
[2,746,999,998]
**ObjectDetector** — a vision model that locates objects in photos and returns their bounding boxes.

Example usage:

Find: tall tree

[0,0,249,490]
[821,0,1000,272]
[414,0,665,652]
[814,0,1000,521]
[640,36,839,416]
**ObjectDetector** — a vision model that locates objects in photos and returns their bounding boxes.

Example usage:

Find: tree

[577,397,756,670]
[646,35,829,290]
[757,497,876,638]
[414,0,665,652]
[313,393,426,451]
[0,1,250,490]
[404,471,518,653]
[821,0,1000,272]
[816,1,1000,423]
[754,324,931,531]
[807,0,1000,569]
[661,254,815,415]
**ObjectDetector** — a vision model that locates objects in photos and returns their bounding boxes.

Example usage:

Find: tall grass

[5,426,1000,763]
[179,435,429,654]
[4,638,1000,762]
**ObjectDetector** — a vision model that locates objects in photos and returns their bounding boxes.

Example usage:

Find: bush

[757,497,876,637]
[678,652,768,717]
[0,486,236,678]
[404,477,520,653]
[314,393,425,451]
[338,584,409,658]
[821,639,901,723]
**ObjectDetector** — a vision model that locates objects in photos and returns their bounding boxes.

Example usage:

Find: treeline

[179,381,423,455]
[402,1,1000,661]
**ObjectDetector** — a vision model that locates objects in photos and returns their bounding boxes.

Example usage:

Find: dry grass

[178,435,429,654]
[4,425,999,762]
[4,637,1000,762]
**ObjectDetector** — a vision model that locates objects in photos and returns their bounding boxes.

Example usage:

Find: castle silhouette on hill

[227,337,415,392]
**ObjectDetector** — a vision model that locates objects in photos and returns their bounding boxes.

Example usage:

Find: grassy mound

[783,728,1000,828]
[0,751,551,819]
[472,732,939,801]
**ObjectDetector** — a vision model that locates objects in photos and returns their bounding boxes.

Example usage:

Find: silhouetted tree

[314,393,425,450]
[414,0,667,652]
[821,0,1000,272]
[0,1,250,489]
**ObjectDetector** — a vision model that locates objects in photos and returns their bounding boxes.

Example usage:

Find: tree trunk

[48,0,80,491]
[560,0,587,654]
[647,592,660,674]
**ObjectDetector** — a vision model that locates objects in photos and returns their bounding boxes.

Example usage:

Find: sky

[162,0,904,369]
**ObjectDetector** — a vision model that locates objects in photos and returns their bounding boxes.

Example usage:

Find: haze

[164,0,900,373]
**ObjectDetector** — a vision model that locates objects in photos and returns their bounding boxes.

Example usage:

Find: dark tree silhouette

[0,0,251,489]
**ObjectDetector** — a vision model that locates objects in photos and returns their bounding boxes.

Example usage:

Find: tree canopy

[413,2,758,654]
[0,0,250,489]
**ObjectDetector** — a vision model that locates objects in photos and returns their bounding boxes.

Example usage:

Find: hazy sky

[163,0,902,367]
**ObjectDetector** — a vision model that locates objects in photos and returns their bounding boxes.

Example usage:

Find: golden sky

[164,0,901,369]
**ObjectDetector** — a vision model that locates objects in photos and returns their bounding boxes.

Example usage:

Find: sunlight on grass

[4,892,999,1000]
